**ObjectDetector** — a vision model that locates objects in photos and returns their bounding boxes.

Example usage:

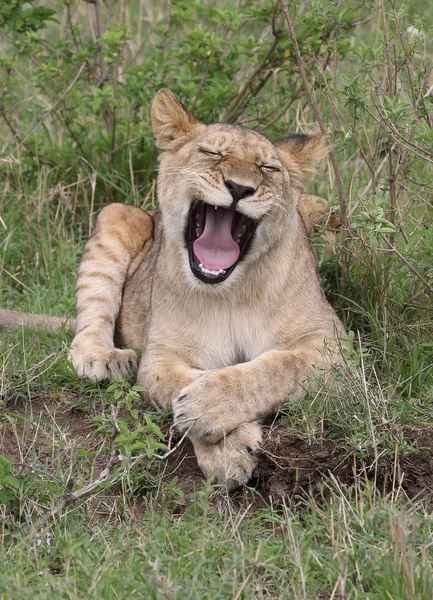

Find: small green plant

[105,376,167,460]
[0,455,19,509]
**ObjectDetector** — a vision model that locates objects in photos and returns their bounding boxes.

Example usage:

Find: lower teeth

[198,263,226,276]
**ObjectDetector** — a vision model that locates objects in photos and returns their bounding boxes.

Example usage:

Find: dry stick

[280,1,348,267]
[28,352,58,374]
[27,405,121,533]
[222,35,280,122]
[348,151,391,218]
[380,0,394,97]
[379,235,433,295]
[65,0,84,53]
[26,414,193,533]
[379,0,397,247]
[93,0,105,81]
[7,63,86,162]
[26,437,120,534]
[152,422,195,462]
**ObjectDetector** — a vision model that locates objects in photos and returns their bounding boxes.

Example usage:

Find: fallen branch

[26,437,120,534]
[26,404,123,534]
[28,352,58,373]
[25,408,193,533]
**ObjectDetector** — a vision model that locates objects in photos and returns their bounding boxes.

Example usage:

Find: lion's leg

[192,421,263,489]
[138,345,263,488]
[70,203,153,380]
[172,341,339,443]
[137,345,204,408]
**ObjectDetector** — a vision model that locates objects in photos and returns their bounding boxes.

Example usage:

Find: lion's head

[151,88,327,287]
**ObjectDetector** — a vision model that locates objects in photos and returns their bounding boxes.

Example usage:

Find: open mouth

[186,201,258,284]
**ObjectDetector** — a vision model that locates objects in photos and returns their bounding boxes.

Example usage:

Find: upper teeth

[199,263,226,276]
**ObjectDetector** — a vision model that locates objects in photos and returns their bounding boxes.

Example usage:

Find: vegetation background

[0,0,432,597]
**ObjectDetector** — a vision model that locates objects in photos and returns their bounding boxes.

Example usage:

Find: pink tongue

[194,207,240,270]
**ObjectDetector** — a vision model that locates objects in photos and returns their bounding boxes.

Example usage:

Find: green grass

[1,0,433,597]
[2,476,433,599]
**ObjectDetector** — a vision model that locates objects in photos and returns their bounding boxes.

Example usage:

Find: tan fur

[1,89,345,488]
[298,194,341,254]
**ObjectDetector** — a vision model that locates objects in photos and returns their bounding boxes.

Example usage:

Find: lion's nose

[224,180,256,209]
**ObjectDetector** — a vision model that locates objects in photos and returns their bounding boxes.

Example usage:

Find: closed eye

[199,148,221,157]
[260,164,281,172]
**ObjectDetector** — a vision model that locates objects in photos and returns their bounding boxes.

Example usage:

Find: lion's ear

[275,132,329,187]
[151,88,202,151]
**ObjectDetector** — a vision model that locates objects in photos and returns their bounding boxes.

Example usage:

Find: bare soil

[162,422,433,504]
[2,392,433,506]
[1,392,92,467]
[162,421,433,504]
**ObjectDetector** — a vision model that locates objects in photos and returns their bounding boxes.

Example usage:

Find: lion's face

[151,89,327,288]
[158,125,290,285]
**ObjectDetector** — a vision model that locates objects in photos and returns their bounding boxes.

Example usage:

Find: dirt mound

[164,423,433,503]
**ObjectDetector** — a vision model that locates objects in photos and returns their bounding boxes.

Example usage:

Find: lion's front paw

[70,344,137,381]
[172,373,240,442]
[192,422,262,490]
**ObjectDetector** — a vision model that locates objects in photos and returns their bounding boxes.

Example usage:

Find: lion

[1,89,345,488]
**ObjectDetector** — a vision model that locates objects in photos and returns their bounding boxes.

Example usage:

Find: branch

[6,63,86,162]
[0,103,55,167]
[280,0,348,267]
[222,34,280,122]
[26,437,120,534]
[379,235,433,295]
[153,422,194,461]
[24,406,192,533]
[26,403,122,534]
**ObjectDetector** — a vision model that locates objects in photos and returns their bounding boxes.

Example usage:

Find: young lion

[2,89,345,488]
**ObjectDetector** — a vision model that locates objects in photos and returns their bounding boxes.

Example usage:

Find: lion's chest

[178,301,273,370]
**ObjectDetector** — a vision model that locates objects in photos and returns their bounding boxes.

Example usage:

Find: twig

[154,422,195,461]
[348,150,393,218]
[28,352,58,373]
[93,0,106,81]
[379,235,433,294]
[26,437,120,534]
[0,102,55,167]
[7,63,86,162]
[404,303,433,311]
[366,102,433,164]
[258,85,303,132]
[65,0,84,52]
[280,0,348,267]
[26,404,122,534]
[222,35,280,122]
[110,403,121,434]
